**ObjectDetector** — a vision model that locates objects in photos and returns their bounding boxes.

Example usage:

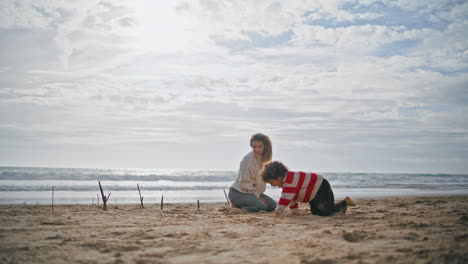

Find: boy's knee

[317,203,333,216]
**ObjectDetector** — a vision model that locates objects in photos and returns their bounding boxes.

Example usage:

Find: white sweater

[231,151,266,197]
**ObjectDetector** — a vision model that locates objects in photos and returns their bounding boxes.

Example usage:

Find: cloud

[289,24,428,52]
[0,0,467,172]
[0,0,60,29]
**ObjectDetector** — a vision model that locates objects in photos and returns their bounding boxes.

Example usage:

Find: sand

[1,195,467,264]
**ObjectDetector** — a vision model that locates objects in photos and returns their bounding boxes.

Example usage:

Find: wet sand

[1,195,467,264]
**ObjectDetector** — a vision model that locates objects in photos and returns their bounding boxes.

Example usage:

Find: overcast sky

[0,0,467,173]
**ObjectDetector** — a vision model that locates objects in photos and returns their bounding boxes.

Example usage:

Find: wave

[2,167,467,183]
[0,167,236,182]
[0,184,233,192]
[1,167,468,204]
[1,167,468,192]
[2,184,468,192]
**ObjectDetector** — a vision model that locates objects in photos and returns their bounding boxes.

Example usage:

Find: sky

[0,0,467,174]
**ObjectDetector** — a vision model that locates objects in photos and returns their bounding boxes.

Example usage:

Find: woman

[228,133,277,212]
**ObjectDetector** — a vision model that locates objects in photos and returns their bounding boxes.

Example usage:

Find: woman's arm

[237,155,258,195]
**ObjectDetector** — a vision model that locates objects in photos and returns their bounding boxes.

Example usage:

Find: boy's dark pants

[309,179,346,216]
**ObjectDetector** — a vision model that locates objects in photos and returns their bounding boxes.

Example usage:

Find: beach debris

[22,202,40,210]
[198,200,200,211]
[98,181,111,211]
[22,202,32,210]
[161,195,164,210]
[52,186,54,211]
[223,189,230,205]
[137,184,144,209]
[22,201,39,210]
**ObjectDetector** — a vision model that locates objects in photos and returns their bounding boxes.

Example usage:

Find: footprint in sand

[342,230,371,242]
[221,231,240,238]
[403,232,419,241]
[301,258,336,264]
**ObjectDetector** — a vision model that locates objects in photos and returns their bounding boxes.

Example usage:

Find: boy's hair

[250,133,272,163]
[261,161,288,182]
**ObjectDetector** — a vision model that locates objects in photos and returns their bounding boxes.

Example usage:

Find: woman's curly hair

[261,161,288,182]
[250,133,272,163]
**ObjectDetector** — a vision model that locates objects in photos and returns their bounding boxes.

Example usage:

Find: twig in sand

[23,202,32,210]
[223,189,230,205]
[161,195,164,210]
[198,200,200,211]
[98,181,110,211]
[137,184,144,209]
[35,202,39,208]
[52,186,55,211]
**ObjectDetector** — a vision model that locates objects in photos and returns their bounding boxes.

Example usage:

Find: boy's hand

[290,209,300,216]
[275,210,282,217]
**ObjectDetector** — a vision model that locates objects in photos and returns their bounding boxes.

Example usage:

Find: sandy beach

[1,195,467,264]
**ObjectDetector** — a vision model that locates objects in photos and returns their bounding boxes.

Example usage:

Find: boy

[261,161,355,216]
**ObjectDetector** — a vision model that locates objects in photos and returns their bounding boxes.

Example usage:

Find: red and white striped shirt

[276,171,324,213]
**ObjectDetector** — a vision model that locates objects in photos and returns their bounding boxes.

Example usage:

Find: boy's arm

[276,186,297,214]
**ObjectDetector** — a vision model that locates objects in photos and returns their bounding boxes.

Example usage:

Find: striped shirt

[276,171,324,213]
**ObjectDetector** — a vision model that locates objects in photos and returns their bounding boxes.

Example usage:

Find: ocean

[0,166,467,205]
